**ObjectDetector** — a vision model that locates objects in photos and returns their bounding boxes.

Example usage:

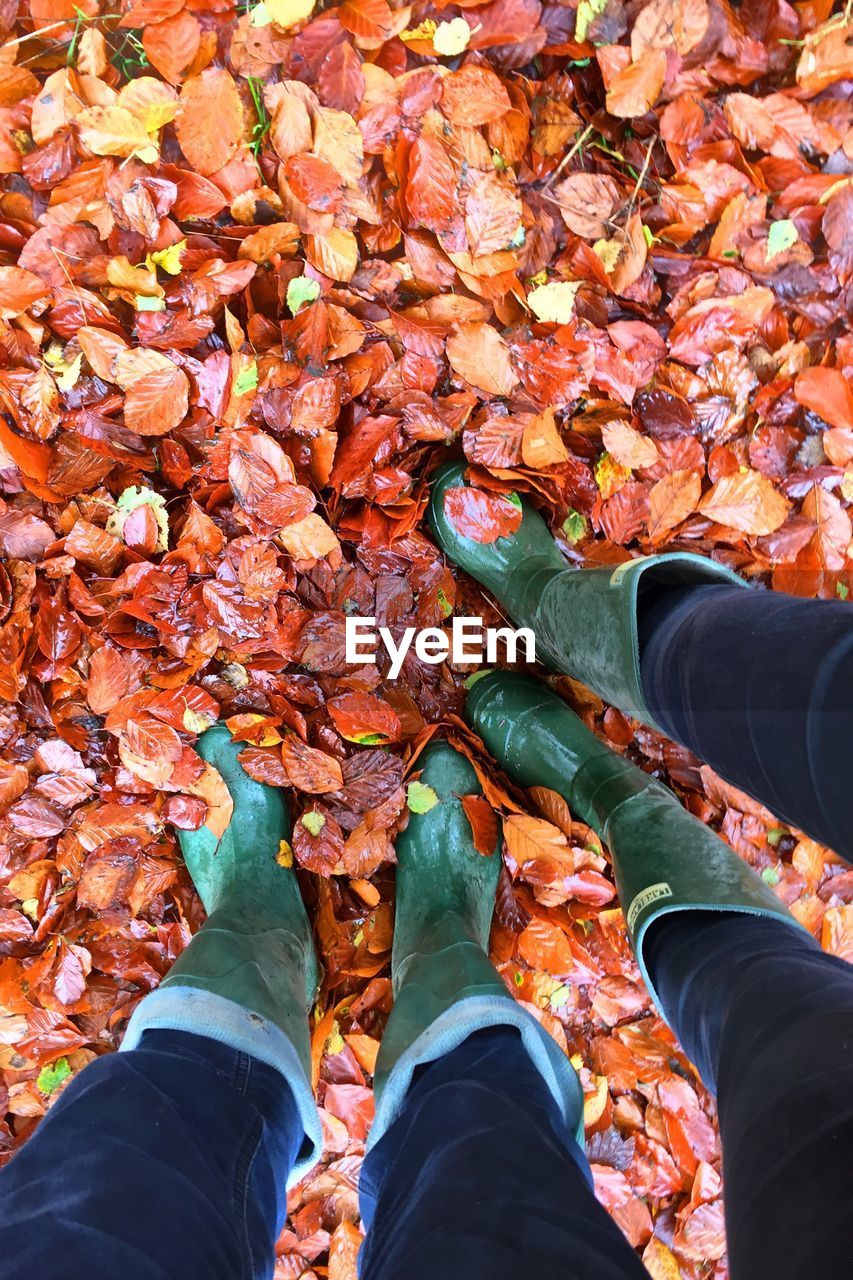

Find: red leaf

[443,485,523,544]
[327,692,401,745]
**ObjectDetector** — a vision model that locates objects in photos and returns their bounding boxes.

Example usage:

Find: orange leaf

[698,469,790,536]
[605,49,667,119]
[123,364,190,436]
[648,470,701,542]
[176,68,244,176]
[447,322,517,398]
[0,266,49,319]
[281,736,344,793]
[794,366,853,431]
[522,407,570,469]
[461,794,499,855]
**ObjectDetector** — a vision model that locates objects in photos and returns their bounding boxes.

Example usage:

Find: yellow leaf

[76,105,159,163]
[642,1237,684,1280]
[595,452,632,500]
[583,1074,609,1128]
[401,18,437,44]
[593,238,622,273]
[43,342,82,392]
[276,839,294,868]
[117,76,178,133]
[527,280,582,324]
[147,240,186,276]
[433,17,471,55]
[264,0,315,29]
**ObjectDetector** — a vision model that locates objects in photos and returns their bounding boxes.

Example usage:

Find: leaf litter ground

[0,1,852,1276]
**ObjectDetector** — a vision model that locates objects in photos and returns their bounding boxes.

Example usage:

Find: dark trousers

[1,915,852,1280]
[639,584,853,861]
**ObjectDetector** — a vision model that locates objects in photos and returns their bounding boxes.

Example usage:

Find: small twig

[620,135,656,236]
[542,124,594,191]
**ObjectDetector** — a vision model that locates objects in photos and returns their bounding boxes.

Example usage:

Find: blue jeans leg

[0,1030,303,1280]
[358,1026,647,1280]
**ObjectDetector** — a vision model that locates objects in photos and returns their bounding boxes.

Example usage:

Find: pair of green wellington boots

[123,462,804,1167]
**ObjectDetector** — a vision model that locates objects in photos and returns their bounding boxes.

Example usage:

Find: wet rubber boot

[121,725,322,1182]
[428,461,745,726]
[369,740,583,1147]
[466,672,807,1013]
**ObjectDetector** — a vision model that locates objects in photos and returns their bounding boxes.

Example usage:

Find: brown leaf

[553,173,623,240]
[601,420,659,470]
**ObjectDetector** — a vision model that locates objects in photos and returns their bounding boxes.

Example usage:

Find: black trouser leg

[358,1027,647,1280]
[647,912,853,1280]
[639,584,853,860]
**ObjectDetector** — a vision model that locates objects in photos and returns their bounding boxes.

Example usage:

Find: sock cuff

[121,985,322,1188]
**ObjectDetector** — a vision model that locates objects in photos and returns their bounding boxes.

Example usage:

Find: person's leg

[0,1029,303,1280]
[359,1028,648,1280]
[646,912,853,1280]
[428,462,853,859]
[0,726,322,1279]
[468,671,853,1278]
[639,584,853,859]
[363,742,611,1278]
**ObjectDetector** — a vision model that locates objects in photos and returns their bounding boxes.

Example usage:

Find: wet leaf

[444,485,523,544]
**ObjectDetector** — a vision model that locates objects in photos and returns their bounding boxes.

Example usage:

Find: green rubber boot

[370,741,583,1147]
[466,672,806,1012]
[429,462,745,726]
[121,725,322,1182]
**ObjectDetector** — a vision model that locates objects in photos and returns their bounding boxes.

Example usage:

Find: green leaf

[766,826,787,848]
[836,582,849,601]
[351,731,387,745]
[562,509,588,544]
[233,361,258,396]
[407,780,439,813]
[301,811,326,836]
[436,586,453,619]
[761,865,781,886]
[574,0,608,43]
[506,491,522,509]
[135,295,165,311]
[286,275,321,316]
[549,983,571,1010]
[465,669,492,688]
[249,0,272,24]
[37,1058,72,1095]
[766,219,799,261]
